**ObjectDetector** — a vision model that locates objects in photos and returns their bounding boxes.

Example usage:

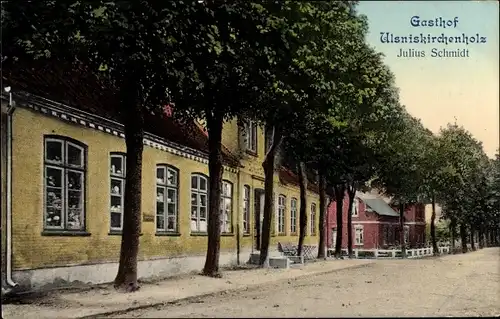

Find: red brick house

[326,191,426,251]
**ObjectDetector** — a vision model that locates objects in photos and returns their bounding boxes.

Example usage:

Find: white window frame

[110,153,126,231]
[44,137,86,231]
[265,127,273,153]
[273,192,277,235]
[191,174,208,232]
[243,185,251,234]
[290,198,298,233]
[310,203,317,235]
[244,121,257,153]
[156,165,179,233]
[278,195,286,235]
[220,180,233,233]
[332,228,337,248]
[355,225,364,246]
[351,198,359,217]
[404,225,410,244]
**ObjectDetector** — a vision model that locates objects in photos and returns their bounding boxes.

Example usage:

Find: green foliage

[426,221,450,242]
[372,109,429,205]
[282,8,403,194]
[252,1,368,140]
[3,1,185,112]
[436,124,488,223]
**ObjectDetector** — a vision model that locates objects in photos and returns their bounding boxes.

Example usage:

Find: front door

[331,229,337,248]
[254,189,265,250]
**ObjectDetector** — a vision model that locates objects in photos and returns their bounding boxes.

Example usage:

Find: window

[244,121,257,153]
[191,174,208,232]
[265,127,273,153]
[404,225,410,244]
[351,198,359,217]
[156,165,179,233]
[355,226,364,245]
[278,195,286,235]
[220,181,232,233]
[310,203,317,235]
[383,226,389,246]
[332,228,337,247]
[390,227,395,244]
[44,137,86,231]
[110,153,126,231]
[272,192,277,235]
[243,185,251,234]
[290,198,298,233]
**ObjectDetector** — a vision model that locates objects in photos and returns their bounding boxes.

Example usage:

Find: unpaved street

[108,248,500,318]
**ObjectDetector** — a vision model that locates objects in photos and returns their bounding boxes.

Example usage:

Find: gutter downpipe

[5,91,19,291]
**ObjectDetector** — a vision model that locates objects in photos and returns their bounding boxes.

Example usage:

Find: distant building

[424,203,443,223]
[326,191,427,251]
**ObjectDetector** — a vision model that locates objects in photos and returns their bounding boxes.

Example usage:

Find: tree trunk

[450,219,456,253]
[430,194,438,255]
[325,196,331,256]
[202,113,224,277]
[114,95,144,292]
[479,230,483,249]
[259,126,283,266]
[317,172,327,259]
[478,226,484,249]
[484,228,488,247]
[334,184,345,258]
[346,184,355,257]
[470,224,476,251]
[478,230,486,249]
[297,162,308,257]
[460,223,467,253]
[484,228,489,247]
[399,203,406,258]
[486,227,491,247]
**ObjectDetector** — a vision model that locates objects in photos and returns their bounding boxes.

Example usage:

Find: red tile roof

[3,60,240,167]
[279,167,319,194]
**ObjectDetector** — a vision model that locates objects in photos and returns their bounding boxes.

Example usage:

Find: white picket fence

[328,245,451,259]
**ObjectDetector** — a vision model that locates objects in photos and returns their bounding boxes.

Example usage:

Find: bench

[277,242,298,256]
[277,242,317,260]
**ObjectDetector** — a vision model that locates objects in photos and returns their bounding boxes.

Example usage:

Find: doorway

[331,228,337,249]
[254,188,265,250]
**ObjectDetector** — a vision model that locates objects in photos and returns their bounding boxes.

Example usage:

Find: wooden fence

[327,245,453,259]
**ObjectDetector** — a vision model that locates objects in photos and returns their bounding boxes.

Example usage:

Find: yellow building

[424,203,442,223]
[1,66,319,291]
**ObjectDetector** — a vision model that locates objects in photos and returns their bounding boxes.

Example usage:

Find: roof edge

[10,91,241,170]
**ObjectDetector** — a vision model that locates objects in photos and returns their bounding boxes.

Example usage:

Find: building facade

[326,191,426,251]
[1,69,320,291]
[424,203,442,223]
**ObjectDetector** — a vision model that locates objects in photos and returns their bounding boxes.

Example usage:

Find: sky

[357,0,499,158]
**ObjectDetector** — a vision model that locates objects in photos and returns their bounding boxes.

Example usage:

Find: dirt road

[109,248,500,318]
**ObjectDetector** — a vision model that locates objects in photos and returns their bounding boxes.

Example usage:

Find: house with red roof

[326,191,426,252]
